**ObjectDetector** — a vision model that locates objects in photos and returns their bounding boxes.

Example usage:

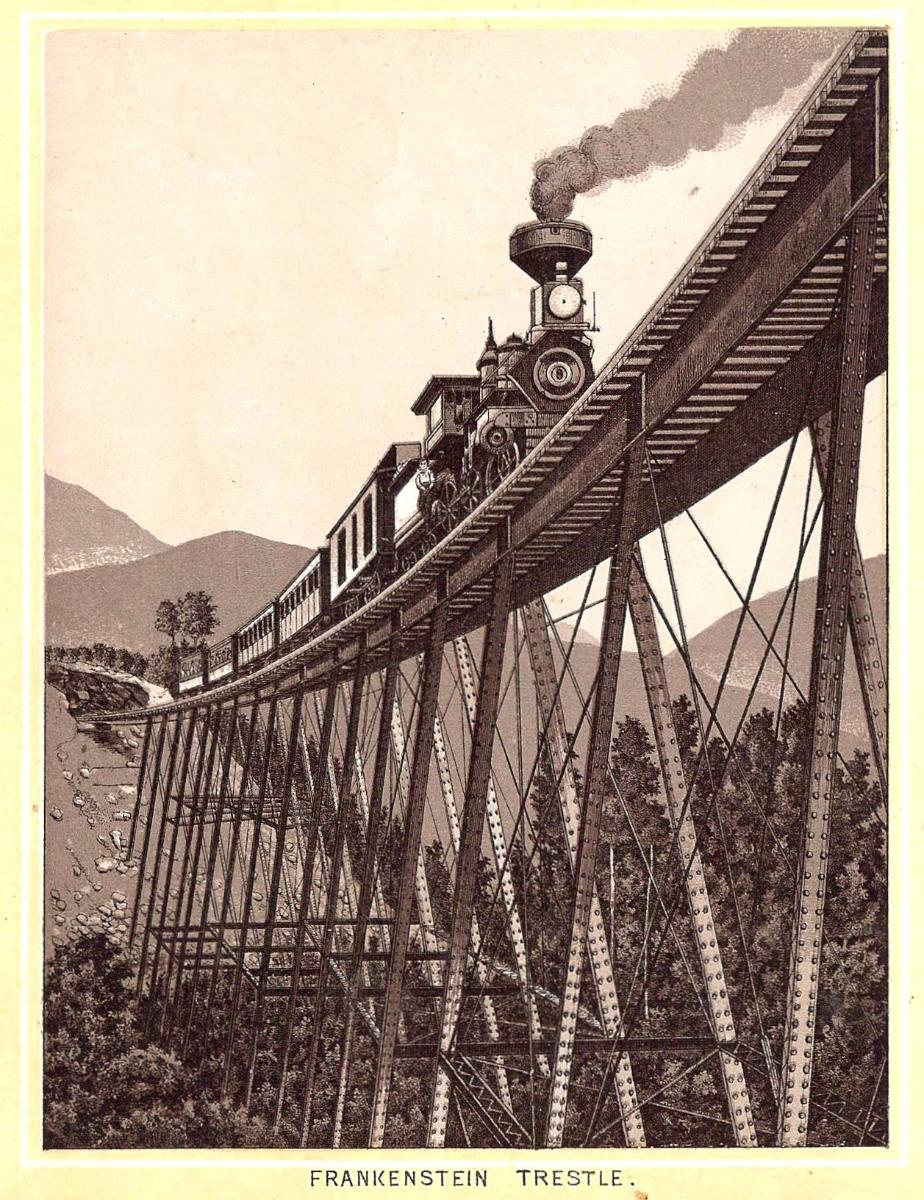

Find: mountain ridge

[45,529,314,654]
[45,474,171,574]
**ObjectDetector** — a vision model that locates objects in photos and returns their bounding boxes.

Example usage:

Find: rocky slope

[44,684,147,960]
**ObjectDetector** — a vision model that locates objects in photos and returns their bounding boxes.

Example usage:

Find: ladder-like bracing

[97,29,888,1148]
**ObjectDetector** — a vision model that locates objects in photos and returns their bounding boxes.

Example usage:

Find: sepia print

[42,25,888,1152]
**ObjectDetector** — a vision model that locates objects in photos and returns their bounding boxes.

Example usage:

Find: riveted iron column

[129,715,169,948]
[453,636,548,1070]
[272,677,338,1130]
[811,412,888,802]
[389,697,443,985]
[522,598,644,1142]
[243,684,307,1109]
[165,700,227,1045]
[142,706,202,1033]
[369,602,448,1148]
[628,559,757,1146]
[312,692,378,985]
[135,714,186,1001]
[158,703,223,1041]
[196,694,261,1072]
[126,715,154,859]
[300,647,367,1145]
[544,437,646,1148]
[221,692,280,1098]
[332,640,400,1147]
[777,195,878,1147]
[179,696,240,1060]
[427,553,515,1148]
[430,704,512,1117]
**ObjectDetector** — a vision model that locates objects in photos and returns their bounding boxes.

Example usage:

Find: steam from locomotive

[530,27,846,221]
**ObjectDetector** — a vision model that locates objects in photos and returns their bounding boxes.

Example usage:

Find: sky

[43,27,886,641]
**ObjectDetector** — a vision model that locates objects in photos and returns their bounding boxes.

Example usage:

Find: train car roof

[278,546,325,600]
[411,374,480,415]
[325,441,421,539]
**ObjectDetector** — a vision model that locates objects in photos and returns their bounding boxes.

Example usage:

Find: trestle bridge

[90,29,889,1149]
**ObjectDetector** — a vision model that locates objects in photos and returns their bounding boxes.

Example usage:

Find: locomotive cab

[411,375,482,533]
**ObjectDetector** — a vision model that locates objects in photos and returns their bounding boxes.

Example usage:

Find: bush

[43,933,285,1149]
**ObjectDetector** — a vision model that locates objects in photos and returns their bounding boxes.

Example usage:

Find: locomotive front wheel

[484,441,521,493]
[458,470,483,516]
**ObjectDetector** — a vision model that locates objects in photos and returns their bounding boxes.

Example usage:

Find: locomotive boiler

[409,219,596,539]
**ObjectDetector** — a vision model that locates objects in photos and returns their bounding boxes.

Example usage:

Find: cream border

[6,5,921,1198]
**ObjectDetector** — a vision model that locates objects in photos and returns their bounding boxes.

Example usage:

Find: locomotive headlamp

[547,283,582,320]
[533,346,587,402]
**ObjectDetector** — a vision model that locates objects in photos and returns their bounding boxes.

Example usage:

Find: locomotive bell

[509,220,592,284]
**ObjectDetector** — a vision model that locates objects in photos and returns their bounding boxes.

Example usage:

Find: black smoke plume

[530,27,847,220]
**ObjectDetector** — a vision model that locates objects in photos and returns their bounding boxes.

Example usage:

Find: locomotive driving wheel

[429,473,459,535]
[484,440,521,493]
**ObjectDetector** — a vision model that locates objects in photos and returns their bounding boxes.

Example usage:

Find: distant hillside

[45,474,171,574]
[554,554,885,748]
[45,530,313,654]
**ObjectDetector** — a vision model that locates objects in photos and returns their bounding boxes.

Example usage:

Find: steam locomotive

[179,220,596,694]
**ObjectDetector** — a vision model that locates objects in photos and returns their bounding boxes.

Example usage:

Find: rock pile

[46,663,151,716]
